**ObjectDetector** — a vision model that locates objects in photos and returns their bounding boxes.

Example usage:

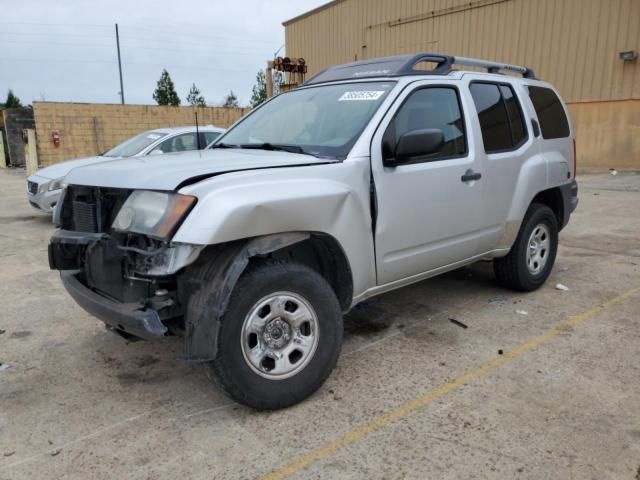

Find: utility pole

[115,23,125,104]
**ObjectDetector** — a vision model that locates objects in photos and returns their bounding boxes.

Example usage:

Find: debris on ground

[50,448,61,457]
[0,329,5,335]
[555,283,570,291]
[0,363,9,372]
[559,267,570,271]
[609,168,618,175]
[488,297,508,306]
[498,349,504,355]
[516,310,529,315]
[3,451,15,457]
[449,318,468,329]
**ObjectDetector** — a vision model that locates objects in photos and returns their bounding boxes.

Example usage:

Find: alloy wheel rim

[241,291,319,380]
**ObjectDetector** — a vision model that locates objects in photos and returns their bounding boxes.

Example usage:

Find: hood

[63,149,335,191]
[31,156,114,181]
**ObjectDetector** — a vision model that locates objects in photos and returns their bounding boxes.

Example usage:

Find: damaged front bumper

[61,272,167,339]
[49,229,205,340]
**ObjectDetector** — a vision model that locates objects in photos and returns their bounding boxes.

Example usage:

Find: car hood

[30,156,114,181]
[64,149,335,191]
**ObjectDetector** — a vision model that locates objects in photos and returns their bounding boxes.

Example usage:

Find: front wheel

[206,261,343,410]
[494,203,558,291]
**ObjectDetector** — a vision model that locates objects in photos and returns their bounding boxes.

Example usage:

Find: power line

[0,35,275,56]
[0,57,262,73]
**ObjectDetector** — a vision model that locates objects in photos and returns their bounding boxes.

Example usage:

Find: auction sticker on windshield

[338,91,386,101]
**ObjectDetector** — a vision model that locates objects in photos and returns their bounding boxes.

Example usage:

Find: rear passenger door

[466,78,536,253]
[371,82,487,285]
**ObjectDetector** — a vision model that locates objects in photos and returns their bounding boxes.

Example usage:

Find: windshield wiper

[209,142,236,149]
[238,143,306,154]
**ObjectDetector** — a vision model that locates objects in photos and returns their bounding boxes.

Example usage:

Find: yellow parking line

[263,286,640,480]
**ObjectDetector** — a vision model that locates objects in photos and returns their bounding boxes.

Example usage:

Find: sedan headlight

[112,191,196,239]
[48,177,65,191]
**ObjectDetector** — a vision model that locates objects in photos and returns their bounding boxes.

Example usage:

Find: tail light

[572,138,577,178]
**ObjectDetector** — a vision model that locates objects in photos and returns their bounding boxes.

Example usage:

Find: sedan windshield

[218,82,395,159]
[103,131,168,157]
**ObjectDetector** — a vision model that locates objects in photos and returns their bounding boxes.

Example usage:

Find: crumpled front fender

[181,232,310,361]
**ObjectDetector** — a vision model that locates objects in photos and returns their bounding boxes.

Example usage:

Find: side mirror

[384,128,444,166]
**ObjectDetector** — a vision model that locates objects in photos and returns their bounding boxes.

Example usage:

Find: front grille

[27,180,38,195]
[60,186,130,233]
[72,200,98,232]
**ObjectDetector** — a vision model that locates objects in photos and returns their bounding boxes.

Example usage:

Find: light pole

[115,23,125,104]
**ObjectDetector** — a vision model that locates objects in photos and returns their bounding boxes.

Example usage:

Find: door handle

[531,118,541,137]
[461,169,482,182]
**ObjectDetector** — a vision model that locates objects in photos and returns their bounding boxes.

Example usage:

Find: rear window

[469,82,527,153]
[527,86,570,139]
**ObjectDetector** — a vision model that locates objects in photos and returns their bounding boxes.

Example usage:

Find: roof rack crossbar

[303,52,536,86]
[452,56,536,79]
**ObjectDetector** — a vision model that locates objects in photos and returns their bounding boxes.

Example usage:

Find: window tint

[499,85,526,146]
[383,87,466,162]
[527,86,570,139]
[469,83,527,153]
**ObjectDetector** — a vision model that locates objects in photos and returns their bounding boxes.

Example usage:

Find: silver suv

[49,53,578,409]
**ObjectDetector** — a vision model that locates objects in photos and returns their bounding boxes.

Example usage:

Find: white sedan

[26,125,224,213]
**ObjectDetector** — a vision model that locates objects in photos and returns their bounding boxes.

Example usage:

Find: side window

[150,133,197,154]
[383,87,466,162]
[527,86,570,139]
[203,131,221,146]
[469,82,527,153]
[500,86,526,146]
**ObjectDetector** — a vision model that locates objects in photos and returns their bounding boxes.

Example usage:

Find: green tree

[4,89,22,108]
[250,70,267,107]
[222,90,239,108]
[186,83,206,106]
[153,70,181,106]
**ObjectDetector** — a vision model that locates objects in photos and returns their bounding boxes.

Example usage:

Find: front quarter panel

[173,160,375,297]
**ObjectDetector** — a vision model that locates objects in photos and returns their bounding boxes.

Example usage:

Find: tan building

[283,0,640,170]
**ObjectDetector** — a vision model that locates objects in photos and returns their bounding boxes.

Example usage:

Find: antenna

[195,110,201,149]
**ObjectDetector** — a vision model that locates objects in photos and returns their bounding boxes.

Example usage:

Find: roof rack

[303,52,536,85]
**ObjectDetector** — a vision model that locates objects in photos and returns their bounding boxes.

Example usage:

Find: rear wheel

[206,261,343,410]
[494,203,558,291]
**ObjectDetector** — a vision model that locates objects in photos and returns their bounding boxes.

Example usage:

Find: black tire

[494,203,558,292]
[205,261,343,410]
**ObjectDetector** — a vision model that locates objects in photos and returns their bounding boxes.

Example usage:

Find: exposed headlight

[48,178,65,191]
[112,191,196,239]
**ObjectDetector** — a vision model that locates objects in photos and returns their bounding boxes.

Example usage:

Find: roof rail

[303,52,536,85]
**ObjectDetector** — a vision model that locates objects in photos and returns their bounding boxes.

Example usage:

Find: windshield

[219,82,395,158]
[103,131,168,157]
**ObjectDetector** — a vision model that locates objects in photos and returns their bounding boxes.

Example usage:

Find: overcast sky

[1,0,327,107]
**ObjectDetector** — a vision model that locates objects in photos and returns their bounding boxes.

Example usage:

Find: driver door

[371,82,486,285]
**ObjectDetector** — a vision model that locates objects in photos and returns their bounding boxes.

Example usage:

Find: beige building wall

[284,0,640,169]
[568,99,639,170]
[33,102,250,167]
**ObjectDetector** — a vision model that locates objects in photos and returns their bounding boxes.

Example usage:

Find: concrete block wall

[32,102,251,166]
